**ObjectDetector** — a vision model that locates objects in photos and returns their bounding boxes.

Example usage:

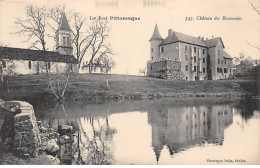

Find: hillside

[0,73,258,102]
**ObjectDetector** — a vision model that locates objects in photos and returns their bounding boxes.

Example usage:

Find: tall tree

[15,5,47,51]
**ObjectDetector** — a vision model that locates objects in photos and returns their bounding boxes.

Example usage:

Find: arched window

[63,37,66,46]
[28,61,31,69]
[67,37,70,46]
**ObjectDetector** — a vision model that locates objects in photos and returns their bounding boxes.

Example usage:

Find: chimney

[198,36,201,39]
[168,29,172,36]
[212,36,214,38]
[202,37,204,40]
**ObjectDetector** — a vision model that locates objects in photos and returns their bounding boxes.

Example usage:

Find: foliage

[94,55,115,88]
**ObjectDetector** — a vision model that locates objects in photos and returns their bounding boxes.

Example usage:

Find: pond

[1,98,259,165]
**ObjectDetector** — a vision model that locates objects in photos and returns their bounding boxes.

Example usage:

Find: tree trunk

[7,79,9,93]
[106,76,109,89]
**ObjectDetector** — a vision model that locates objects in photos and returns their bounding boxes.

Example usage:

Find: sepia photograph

[0,0,259,165]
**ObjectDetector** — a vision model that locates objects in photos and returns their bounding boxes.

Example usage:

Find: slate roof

[223,51,233,59]
[205,37,225,48]
[160,31,209,47]
[0,47,78,63]
[58,13,72,31]
[149,24,163,41]
[159,30,225,49]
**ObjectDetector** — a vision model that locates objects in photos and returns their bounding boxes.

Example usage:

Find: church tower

[149,24,163,61]
[56,13,73,55]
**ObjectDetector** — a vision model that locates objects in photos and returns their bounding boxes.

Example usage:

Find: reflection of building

[147,104,233,162]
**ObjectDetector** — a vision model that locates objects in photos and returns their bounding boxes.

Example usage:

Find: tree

[95,55,115,89]
[15,5,71,102]
[15,5,47,51]
[234,52,255,77]
[88,20,110,73]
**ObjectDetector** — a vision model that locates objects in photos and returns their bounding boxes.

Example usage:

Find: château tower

[149,24,163,61]
[56,13,73,55]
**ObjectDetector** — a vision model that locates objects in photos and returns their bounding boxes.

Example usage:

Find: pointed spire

[149,24,163,41]
[58,13,72,31]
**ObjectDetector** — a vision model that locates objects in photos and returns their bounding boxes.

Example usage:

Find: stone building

[147,24,233,80]
[0,13,78,76]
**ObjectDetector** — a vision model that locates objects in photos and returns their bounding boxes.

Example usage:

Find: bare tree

[72,13,100,69]
[95,55,115,88]
[88,20,110,73]
[15,5,47,51]
[15,5,71,102]
[248,0,260,15]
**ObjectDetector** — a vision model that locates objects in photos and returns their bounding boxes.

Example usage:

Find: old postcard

[0,0,259,165]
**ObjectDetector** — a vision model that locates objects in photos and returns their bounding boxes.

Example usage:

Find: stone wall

[1,59,77,76]
[0,101,41,157]
[147,60,181,79]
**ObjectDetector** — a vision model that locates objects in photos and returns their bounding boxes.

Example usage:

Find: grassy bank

[0,73,258,102]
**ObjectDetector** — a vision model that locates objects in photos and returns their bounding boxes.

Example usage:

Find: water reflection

[148,105,233,163]
[1,98,259,164]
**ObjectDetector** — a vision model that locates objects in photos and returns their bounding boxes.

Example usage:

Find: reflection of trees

[235,99,259,120]
[73,109,115,165]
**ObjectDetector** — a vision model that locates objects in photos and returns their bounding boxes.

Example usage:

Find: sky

[0,0,259,75]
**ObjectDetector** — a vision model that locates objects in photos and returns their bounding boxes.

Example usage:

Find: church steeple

[56,13,73,55]
[59,13,72,31]
[149,24,163,41]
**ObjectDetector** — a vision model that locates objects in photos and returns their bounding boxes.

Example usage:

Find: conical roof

[58,13,72,31]
[149,24,163,41]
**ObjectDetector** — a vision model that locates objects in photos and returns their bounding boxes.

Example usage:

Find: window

[224,68,227,73]
[161,47,164,52]
[217,67,219,73]
[230,69,231,74]
[185,55,188,60]
[47,62,51,70]
[67,37,70,46]
[203,49,205,54]
[218,58,220,64]
[152,57,153,60]
[28,61,31,69]
[151,48,153,53]
[185,65,188,71]
[203,58,206,63]
[218,50,220,57]
[151,66,152,70]
[194,47,196,53]
[186,77,188,81]
[2,61,6,68]
[194,56,196,62]
[194,66,196,72]
[185,45,188,52]
[225,59,226,64]
[63,37,66,46]
[203,68,205,73]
